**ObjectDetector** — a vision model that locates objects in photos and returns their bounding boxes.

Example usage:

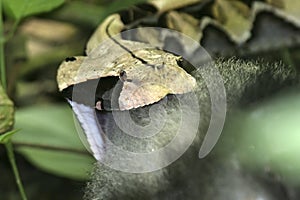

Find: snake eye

[65,57,76,62]
[119,70,127,82]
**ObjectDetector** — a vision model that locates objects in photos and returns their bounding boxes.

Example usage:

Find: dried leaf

[211,0,252,43]
[149,0,203,13]
[282,0,300,25]
[265,0,284,8]
[242,10,300,54]
[165,11,202,41]
[199,17,236,55]
[255,0,300,27]
[86,14,125,54]
[99,0,300,56]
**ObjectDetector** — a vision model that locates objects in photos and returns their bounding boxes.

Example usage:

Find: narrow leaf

[3,0,65,20]
[13,104,94,180]
[0,129,19,144]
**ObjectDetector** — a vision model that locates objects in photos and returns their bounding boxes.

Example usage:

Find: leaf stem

[0,1,27,199]
[0,0,6,90]
[5,141,28,200]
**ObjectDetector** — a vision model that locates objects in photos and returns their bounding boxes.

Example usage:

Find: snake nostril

[119,70,127,82]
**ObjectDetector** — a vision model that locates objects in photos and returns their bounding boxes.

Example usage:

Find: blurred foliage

[3,0,65,20]
[226,90,300,185]
[1,0,148,199]
[198,88,300,200]
[13,105,94,180]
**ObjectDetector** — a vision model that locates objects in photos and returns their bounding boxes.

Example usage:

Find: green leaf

[51,0,147,28]
[17,147,94,180]
[13,104,94,180]
[0,84,14,134]
[0,129,19,144]
[3,0,65,20]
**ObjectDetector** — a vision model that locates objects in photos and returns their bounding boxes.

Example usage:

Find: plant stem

[0,1,27,199]
[0,0,6,90]
[5,141,28,200]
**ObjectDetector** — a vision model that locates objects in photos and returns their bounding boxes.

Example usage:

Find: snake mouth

[61,76,119,108]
